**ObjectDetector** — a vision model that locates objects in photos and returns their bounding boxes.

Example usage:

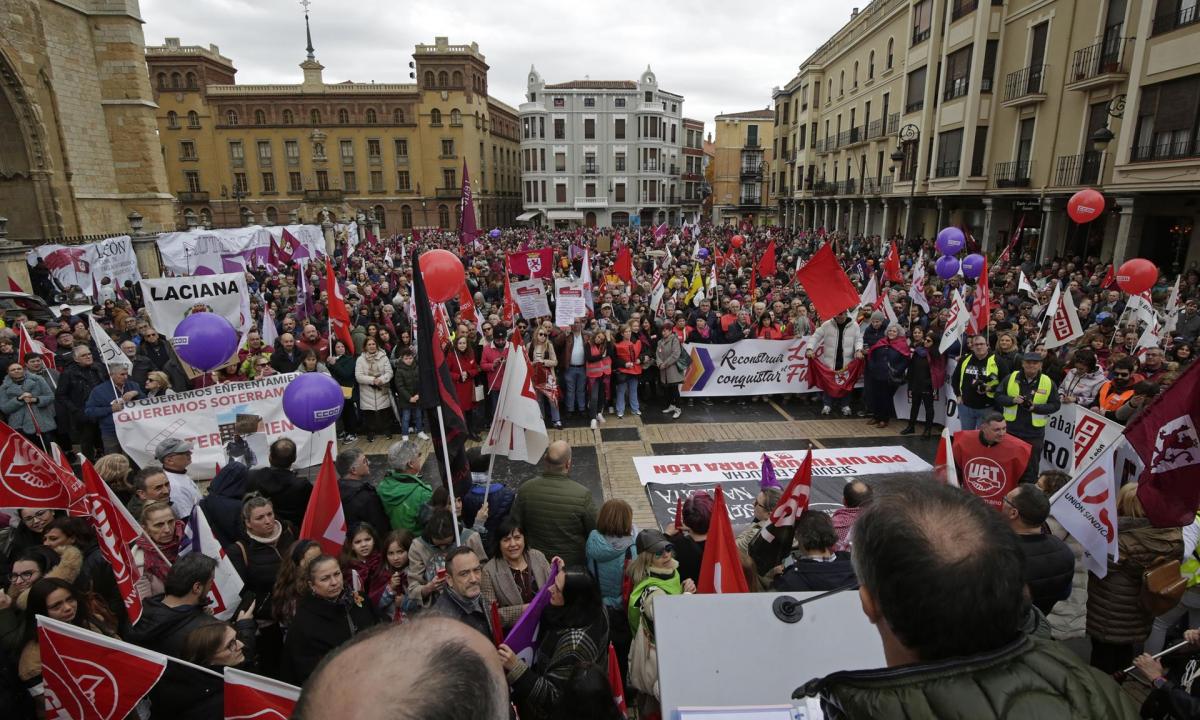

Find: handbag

[1141,558,1187,616]
[675,348,692,374]
[887,363,906,387]
[473,384,485,402]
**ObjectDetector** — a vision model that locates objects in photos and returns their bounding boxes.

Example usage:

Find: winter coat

[656,332,684,384]
[773,553,858,592]
[355,349,393,411]
[229,523,298,620]
[83,378,142,436]
[377,472,433,534]
[338,478,391,535]
[586,531,636,609]
[508,609,609,720]
[406,532,487,606]
[0,373,56,434]
[511,471,597,569]
[1017,532,1075,615]
[392,359,420,409]
[810,318,863,369]
[1086,517,1183,645]
[481,343,507,392]
[280,591,378,685]
[55,361,105,433]
[450,349,479,411]
[1059,368,1107,407]
[480,549,551,628]
[1045,516,1089,640]
[866,340,910,384]
[245,466,312,529]
[127,595,256,659]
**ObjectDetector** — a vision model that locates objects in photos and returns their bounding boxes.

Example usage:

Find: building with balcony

[712,109,776,227]
[146,33,522,232]
[518,66,685,228]
[772,0,1200,272]
[681,118,708,224]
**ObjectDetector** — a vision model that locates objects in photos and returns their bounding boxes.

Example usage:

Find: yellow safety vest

[957,354,999,398]
[1003,372,1053,427]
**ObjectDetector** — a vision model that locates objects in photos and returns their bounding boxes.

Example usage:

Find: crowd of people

[2,221,1200,718]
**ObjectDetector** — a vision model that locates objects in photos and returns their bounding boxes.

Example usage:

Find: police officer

[995,352,1061,484]
[954,334,999,431]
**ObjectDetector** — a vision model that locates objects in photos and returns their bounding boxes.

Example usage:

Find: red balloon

[730,235,745,248]
[1067,188,1105,224]
[1116,258,1157,295]
[418,249,465,303]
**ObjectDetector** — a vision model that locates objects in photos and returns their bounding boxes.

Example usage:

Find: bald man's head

[294,617,508,720]
[544,440,572,472]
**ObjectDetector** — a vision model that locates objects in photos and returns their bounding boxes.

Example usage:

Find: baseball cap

[1021,352,1043,362]
[59,304,71,313]
[155,437,193,460]
[636,529,672,555]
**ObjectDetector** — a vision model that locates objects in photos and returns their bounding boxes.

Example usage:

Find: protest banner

[27,236,141,298]
[114,373,335,480]
[511,278,551,320]
[140,272,252,336]
[554,277,587,326]
[679,337,853,397]
[635,447,930,531]
[156,225,325,275]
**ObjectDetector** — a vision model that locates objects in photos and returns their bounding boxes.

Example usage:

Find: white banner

[155,225,325,276]
[140,272,252,336]
[554,277,587,326]
[680,337,839,397]
[633,446,929,486]
[113,373,335,480]
[512,278,550,321]
[1049,440,1122,577]
[27,236,141,298]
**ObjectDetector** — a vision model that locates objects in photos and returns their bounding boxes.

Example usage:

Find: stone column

[981,198,995,254]
[834,200,844,232]
[880,200,892,241]
[1037,198,1061,264]
[935,197,947,233]
[903,198,914,241]
[1112,196,1139,265]
[322,218,335,256]
[863,200,874,239]
[126,212,163,279]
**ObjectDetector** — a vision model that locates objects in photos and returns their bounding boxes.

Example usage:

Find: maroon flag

[794,244,861,320]
[37,615,167,719]
[267,236,282,267]
[1128,361,1200,526]
[0,422,86,513]
[1100,264,1116,290]
[508,248,554,280]
[278,230,298,264]
[80,458,145,622]
[459,159,479,246]
[808,357,865,398]
[224,668,300,720]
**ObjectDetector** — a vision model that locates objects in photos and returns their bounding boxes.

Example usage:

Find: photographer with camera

[995,352,1060,485]
[954,334,999,431]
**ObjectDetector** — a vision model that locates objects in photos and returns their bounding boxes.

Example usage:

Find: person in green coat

[510,441,597,569]
[377,439,432,534]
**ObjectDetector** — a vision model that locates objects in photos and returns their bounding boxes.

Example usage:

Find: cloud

[140,0,863,134]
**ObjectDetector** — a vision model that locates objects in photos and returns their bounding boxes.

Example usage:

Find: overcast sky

[140,0,865,134]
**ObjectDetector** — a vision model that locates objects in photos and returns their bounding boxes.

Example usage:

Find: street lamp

[890,123,921,244]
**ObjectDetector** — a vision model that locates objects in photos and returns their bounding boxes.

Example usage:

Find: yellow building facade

[146,35,521,233]
[712,109,776,227]
[774,0,1200,270]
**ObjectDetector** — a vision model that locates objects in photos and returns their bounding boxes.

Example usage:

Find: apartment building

[146,35,522,232]
[518,66,685,228]
[712,109,777,227]
[773,0,1200,271]
[682,117,708,224]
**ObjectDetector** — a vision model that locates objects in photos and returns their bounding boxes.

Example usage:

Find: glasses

[22,509,52,523]
[536,333,546,338]
[655,544,675,557]
[8,570,36,583]
[223,637,242,653]
[1114,372,1130,379]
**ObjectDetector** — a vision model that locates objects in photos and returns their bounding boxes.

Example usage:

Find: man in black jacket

[335,448,391,533]
[773,510,858,592]
[247,438,312,527]
[1002,484,1074,615]
[127,553,254,657]
[55,345,105,459]
[270,332,302,374]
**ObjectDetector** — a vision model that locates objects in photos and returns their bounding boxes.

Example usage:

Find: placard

[554,277,587,326]
[140,272,252,336]
[681,338,845,397]
[511,278,551,321]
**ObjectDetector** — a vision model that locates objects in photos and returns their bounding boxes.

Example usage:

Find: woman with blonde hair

[143,370,175,398]
[626,529,695,717]
[94,453,132,502]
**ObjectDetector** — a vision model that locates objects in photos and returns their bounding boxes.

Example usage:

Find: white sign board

[511,278,551,320]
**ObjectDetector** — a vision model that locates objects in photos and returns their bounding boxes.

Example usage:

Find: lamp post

[890,123,920,245]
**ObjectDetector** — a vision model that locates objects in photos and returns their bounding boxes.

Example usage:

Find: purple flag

[760,453,780,490]
[459,159,478,246]
[503,562,559,662]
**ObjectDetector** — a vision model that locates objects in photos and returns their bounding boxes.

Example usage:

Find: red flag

[432,303,452,349]
[748,265,758,301]
[489,600,504,647]
[458,282,482,333]
[769,449,813,529]
[37,616,167,720]
[325,258,354,351]
[1128,361,1200,526]
[1100,264,1116,289]
[18,323,56,371]
[80,458,145,622]
[507,248,554,280]
[794,244,861,320]
[970,257,991,333]
[224,667,300,720]
[267,235,282,267]
[502,271,517,325]
[607,642,628,718]
[933,426,960,488]
[673,497,684,531]
[8,277,23,292]
[757,239,777,279]
[614,245,633,284]
[883,241,902,283]
[300,442,347,556]
[807,357,865,399]
[0,422,87,513]
[698,486,750,594]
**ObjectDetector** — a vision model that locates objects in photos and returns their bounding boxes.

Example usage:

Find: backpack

[675,347,692,374]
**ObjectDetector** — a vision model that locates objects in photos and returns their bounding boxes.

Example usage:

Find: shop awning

[515,210,541,222]
[547,210,586,221]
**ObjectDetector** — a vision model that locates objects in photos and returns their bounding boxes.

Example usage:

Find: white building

[517,65,685,229]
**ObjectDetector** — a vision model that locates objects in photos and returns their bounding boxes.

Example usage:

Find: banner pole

[436,405,462,546]
[483,449,497,506]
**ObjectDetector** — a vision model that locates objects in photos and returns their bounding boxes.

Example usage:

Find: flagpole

[483,449,497,506]
[435,406,462,546]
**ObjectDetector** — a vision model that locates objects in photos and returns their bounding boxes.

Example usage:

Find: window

[970,126,988,175]
[944,45,972,100]
[555,152,566,172]
[184,170,201,192]
[438,204,450,228]
[261,172,276,193]
[229,141,244,166]
[430,109,442,126]
[156,72,165,89]
[441,139,455,157]
[226,109,239,126]
[951,0,979,21]
[1132,74,1200,160]
[310,109,321,124]
[233,172,248,194]
[584,97,595,107]
[615,152,626,171]
[335,108,349,125]
[401,205,413,228]
[424,70,435,88]
[285,140,299,164]
[442,168,456,189]
[171,72,181,88]
[615,98,626,108]
[1153,0,1200,35]
[343,171,357,192]
[584,152,597,173]
[188,110,200,128]
[288,171,303,192]
[368,139,381,159]
[370,171,383,192]
[554,118,565,139]
[981,40,999,92]
[366,109,377,124]
[555,184,567,203]
[438,71,449,88]
[397,170,411,191]
[340,140,354,163]
[853,62,859,88]
[394,108,405,124]
[1016,117,1036,171]
[257,141,272,165]
[869,51,875,80]
[166,111,179,129]
[553,97,565,108]
[840,71,845,95]
[584,118,595,139]
[614,183,626,202]
[912,0,932,45]
[935,129,963,177]
[747,124,760,147]
[645,91,653,102]
[450,109,462,126]
[282,109,294,125]
[452,70,462,86]
[539,117,545,138]
[254,109,266,125]
[395,138,408,159]
[887,38,895,69]
[906,67,927,112]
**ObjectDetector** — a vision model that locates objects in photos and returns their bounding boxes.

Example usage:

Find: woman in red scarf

[450,335,480,437]
[865,323,912,429]
[133,501,185,598]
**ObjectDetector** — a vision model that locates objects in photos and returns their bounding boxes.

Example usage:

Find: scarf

[135,521,184,581]
[247,521,283,546]
[868,336,912,358]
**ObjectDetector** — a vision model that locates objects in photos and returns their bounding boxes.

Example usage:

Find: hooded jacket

[246,465,312,528]
[376,471,433,533]
[586,530,636,608]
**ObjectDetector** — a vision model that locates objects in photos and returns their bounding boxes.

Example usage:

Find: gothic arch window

[887,38,895,69]
[186,72,197,88]
[430,108,442,125]
[338,108,350,124]
[266,206,278,225]
[394,108,405,124]
[452,70,463,87]
[869,51,875,79]
[171,72,182,88]
[311,109,322,124]
[424,70,435,88]
[438,204,450,228]
[366,108,377,124]
[226,109,239,126]
[401,205,413,228]
[157,72,167,88]
[450,108,461,126]
[438,71,449,87]
[187,110,200,127]
[254,109,266,125]
[282,109,294,125]
[167,111,179,128]
[374,205,386,229]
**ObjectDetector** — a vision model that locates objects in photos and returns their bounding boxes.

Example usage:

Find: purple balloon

[172,312,239,372]
[961,253,985,279]
[935,255,960,280]
[282,373,344,432]
[698,248,710,258]
[489,228,502,238]
[935,226,966,256]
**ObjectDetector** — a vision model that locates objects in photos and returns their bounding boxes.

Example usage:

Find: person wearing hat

[155,438,202,519]
[626,528,696,717]
[994,352,1060,485]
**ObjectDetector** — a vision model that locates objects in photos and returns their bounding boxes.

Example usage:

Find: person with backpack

[585,499,636,685]
[626,529,695,719]
[377,440,433,535]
